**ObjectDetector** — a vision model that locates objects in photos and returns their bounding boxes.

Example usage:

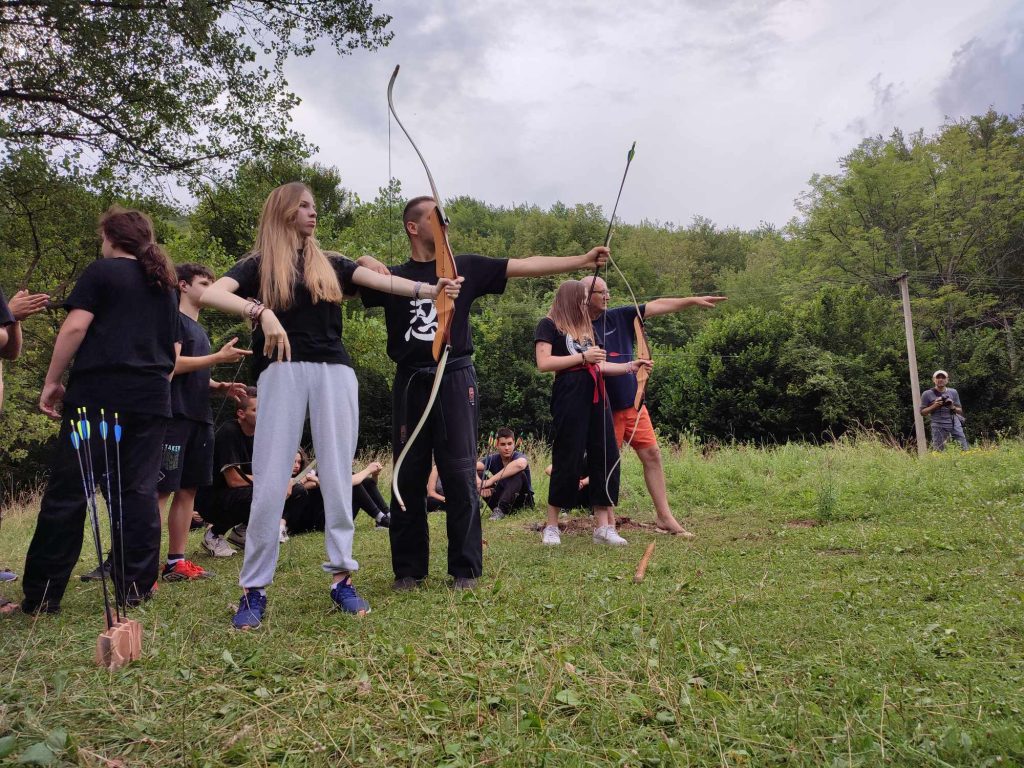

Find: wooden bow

[388,64,460,510]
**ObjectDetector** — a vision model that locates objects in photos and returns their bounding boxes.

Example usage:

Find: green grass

[1,439,1023,767]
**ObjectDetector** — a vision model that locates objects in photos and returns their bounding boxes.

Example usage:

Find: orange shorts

[612,405,658,450]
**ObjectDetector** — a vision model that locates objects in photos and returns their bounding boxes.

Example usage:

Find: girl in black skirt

[534,280,651,546]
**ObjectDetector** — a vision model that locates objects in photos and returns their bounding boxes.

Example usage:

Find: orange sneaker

[161,560,214,582]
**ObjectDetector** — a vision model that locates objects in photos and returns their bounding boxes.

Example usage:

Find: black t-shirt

[360,254,508,367]
[225,252,358,378]
[592,305,646,411]
[171,312,214,423]
[63,258,181,416]
[0,287,14,327]
[213,420,253,496]
[534,317,595,358]
[483,450,534,493]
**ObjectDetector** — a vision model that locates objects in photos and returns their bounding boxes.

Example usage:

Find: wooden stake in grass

[633,542,656,583]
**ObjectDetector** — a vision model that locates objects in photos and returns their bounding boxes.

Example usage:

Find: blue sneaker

[0,569,17,583]
[232,590,266,629]
[331,578,370,615]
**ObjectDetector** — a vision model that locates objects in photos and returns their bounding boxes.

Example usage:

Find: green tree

[0,1,392,183]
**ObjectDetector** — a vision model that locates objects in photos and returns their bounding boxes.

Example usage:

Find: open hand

[8,289,49,320]
[690,296,728,309]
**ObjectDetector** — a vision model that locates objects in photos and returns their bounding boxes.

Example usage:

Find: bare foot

[656,518,696,539]
[0,597,20,616]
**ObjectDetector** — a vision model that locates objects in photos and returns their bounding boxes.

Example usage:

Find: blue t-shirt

[482,450,534,495]
[920,387,962,429]
[592,305,646,411]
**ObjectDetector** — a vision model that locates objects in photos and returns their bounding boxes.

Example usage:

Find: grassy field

[1,439,1023,767]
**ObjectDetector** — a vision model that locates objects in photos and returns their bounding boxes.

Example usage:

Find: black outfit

[426,475,446,512]
[481,451,534,514]
[361,254,508,581]
[158,314,215,493]
[22,259,179,612]
[199,420,254,536]
[534,317,619,510]
[224,252,357,379]
[352,476,389,522]
[283,483,326,535]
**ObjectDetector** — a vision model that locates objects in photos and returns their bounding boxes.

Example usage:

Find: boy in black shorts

[157,264,248,581]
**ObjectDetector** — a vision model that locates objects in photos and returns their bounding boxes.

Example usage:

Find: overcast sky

[285,0,1024,231]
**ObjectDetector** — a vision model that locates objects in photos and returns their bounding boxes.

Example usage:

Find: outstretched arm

[506,247,609,278]
[644,295,727,317]
[351,266,462,301]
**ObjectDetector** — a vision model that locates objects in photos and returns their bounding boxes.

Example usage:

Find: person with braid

[20,206,182,614]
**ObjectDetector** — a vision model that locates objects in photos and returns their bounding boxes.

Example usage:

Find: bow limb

[387,65,461,506]
[392,346,450,511]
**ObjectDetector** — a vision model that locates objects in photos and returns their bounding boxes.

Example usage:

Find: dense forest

[1,3,1022,497]
[2,109,1022,496]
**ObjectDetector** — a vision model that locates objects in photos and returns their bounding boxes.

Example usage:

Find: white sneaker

[542,525,561,546]
[593,525,609,543]
[278,525,290,544]
[202,527,236,557]
[603,527,628,546]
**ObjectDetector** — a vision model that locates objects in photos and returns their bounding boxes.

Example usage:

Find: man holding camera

[920,370,968,450]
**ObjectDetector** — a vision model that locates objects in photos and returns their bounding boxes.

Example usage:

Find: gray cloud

[935,27,1024,118]
[280,1,1021,231]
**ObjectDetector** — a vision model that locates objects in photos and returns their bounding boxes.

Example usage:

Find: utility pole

[895,272,927,457]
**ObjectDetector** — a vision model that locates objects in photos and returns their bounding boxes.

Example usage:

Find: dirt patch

[785,518,821,528]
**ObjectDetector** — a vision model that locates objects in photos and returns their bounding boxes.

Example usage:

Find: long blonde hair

[252,182,342,311]
[548,280,594,347]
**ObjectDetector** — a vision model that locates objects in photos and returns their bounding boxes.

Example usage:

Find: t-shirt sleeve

[460,254,509,299]
[513,450,528,464]
[65,260,107,314]
[0,287,14,327]
[173,310,183,344]
[920,390,935,410]
[224,256,260,299]
[330,254,359,297]
[534,317,558,346]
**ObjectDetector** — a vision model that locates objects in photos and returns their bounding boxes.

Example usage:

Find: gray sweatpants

[239,362,359,589]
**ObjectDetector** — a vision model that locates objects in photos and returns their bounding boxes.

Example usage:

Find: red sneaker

[162,560,214,582]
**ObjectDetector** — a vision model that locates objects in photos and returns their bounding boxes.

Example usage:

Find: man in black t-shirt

[201,393,257,556]
[157,264,249,581]
[357,194,608,590]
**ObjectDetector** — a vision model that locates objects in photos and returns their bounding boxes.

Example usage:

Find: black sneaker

[81,559,112,582]
[453,577,477,590]
[374,513,391,529]
[392,576,422,592]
